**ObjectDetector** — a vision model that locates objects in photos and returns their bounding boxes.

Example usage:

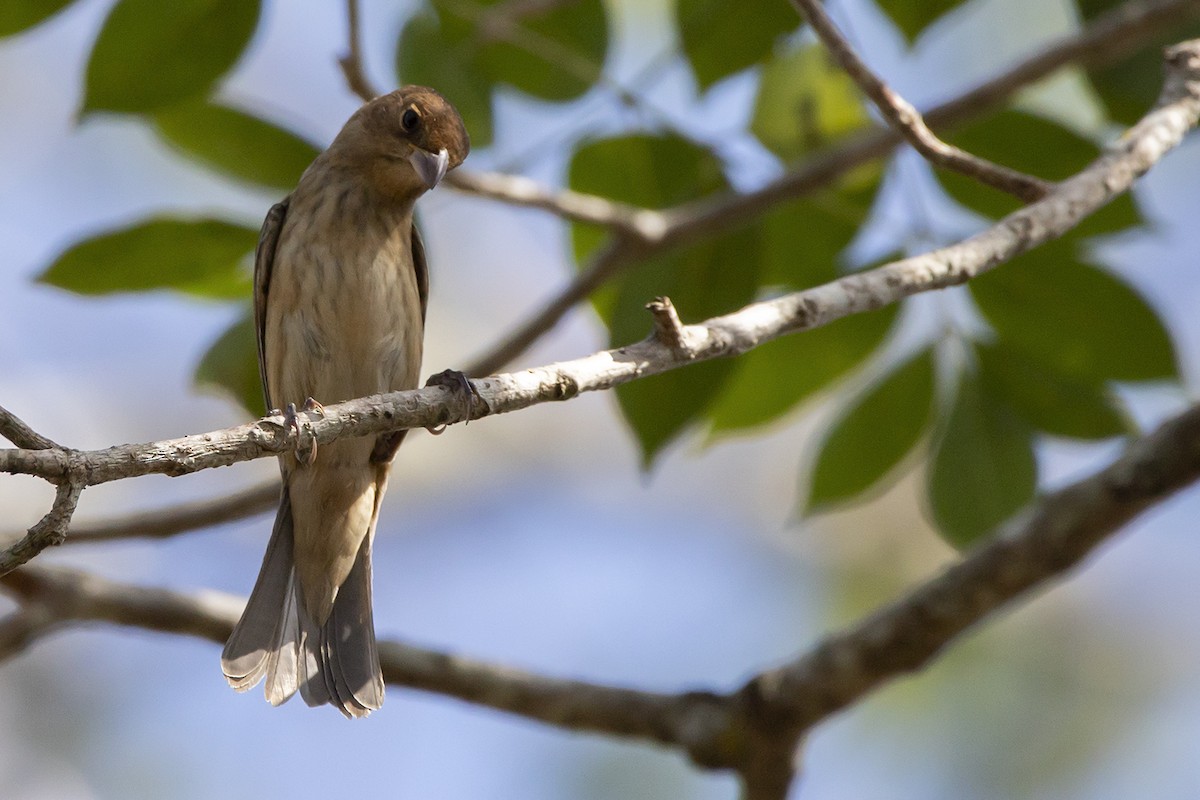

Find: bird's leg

[424,369,485,434]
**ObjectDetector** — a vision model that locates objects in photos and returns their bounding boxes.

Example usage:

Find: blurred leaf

[752,43,870,162]
[938,110,1141,237]
[153,101,320,192]
[1087,25,1200,124]
[195,310,263,415]
[710,304,899,434]
[0,0,75,37]
[761,184,881,288]
[38,218,257,298]
[928,370,1037,548]
[82,0,260,115]
[970,243,1178,383]
[709,187,893,433]
[398,9,495,147]
[975,340,1130,440]
[677,0,798,90]
[570,133,725,273]
[874,0,965,42]
[466,0,606,100]
[805,348,935,513]
[570,134,758,462]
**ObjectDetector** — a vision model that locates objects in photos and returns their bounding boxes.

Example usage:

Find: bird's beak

[409,147,450,190]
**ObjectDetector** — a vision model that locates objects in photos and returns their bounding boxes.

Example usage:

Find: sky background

[3,0,1200,798]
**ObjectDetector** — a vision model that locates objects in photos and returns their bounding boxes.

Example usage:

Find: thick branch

[4,44,1196,494]
[7,395,1200,787]
[792,0,1051,202]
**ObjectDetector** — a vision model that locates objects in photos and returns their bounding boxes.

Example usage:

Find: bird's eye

[401,107,421,132]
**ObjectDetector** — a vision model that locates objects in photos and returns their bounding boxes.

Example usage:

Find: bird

[220,86,469,717]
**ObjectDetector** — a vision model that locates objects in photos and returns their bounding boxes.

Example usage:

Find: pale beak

[409,147,450,190]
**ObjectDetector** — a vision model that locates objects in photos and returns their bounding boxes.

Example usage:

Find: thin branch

[0,404,59,450]
[791,0,1052,202]
[3,44,1198,491]
[445,170,668,237]
[462,0,1200,372]
[0,480,83,575]
[465,236,635,376]
[63,482,278,545]
[338,0,383,102]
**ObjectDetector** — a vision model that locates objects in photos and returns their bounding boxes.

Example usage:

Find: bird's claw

[285,401,320,466]
[424,368,485,435]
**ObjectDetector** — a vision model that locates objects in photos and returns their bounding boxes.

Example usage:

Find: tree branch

[61,482,278,545]
[7,393,1200,793]
[338,0,382,102]
[1,37,1196,592]
[463,0,1200,373]
[791,0,1052,202]
[4,38,1196,499]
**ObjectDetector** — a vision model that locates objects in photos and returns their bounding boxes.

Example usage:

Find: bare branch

[63,482,278,545]
[0,480,84,576]
[3,43,1197,495]
[791,0,1051,202]
[0,404,59,451]
[338,0,382,102]
[8,394,1200,790]
[463,0,1200,372]
[747,394,1200,732]
[445,170,668,237]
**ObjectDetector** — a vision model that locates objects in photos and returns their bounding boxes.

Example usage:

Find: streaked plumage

[221,87,469,717]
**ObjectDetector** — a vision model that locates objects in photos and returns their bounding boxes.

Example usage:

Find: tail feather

[222,487,384,717]
[222,489,295,693]
[322,539,384,717]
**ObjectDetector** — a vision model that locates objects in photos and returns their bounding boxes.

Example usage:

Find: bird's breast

[265,202,424,409]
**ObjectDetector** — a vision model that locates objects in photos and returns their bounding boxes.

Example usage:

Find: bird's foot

[424,369,485,435]
[285,399,324,465]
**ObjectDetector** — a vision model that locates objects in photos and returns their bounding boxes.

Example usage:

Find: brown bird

[221,87,469,717]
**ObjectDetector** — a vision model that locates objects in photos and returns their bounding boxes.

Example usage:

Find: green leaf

[712,303,898,434]
[613,227,762,463]
[970,242,1178,383]
[938,110,1141,237]
[570,134,759,462]
[760,185,881,289]
[82,0,261,115]
[1080,12,1200,125]
[195,310,263,415]
[153,101,320,192]
[466,0,607,100]
[0,0,75,37]
[805,348,936,513]
[38,218,257,299]
[974,340,1130,440]
[570,133,725,270]
[752,43,869,163]
[928,371,1037,548]
[677,0,798,90]
[874,0,966,42]
[397,9,495,148]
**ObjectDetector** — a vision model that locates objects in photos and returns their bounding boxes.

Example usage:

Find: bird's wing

[253,198,290,411]
[410,220,430,324]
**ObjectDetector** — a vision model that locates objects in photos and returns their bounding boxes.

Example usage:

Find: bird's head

[332,85,470,202]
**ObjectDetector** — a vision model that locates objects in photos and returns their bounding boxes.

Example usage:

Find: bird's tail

[221,488,384,717]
